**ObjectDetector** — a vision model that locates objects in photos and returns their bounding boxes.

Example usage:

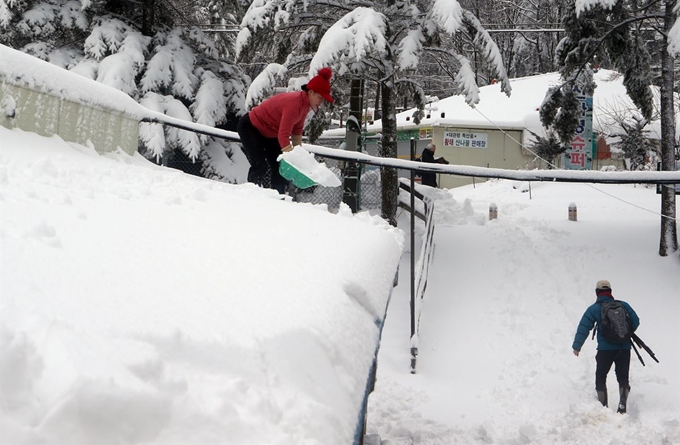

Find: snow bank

[0,126,403,444]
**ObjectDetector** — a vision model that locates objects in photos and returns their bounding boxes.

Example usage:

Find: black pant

[421,171,437,188]
[236,113,287,193]
[595,349,631,391]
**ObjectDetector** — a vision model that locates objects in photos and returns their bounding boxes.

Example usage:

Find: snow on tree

[193,70,228,129]
[245,63,287,109]
[612,114,659,171]
[83,18,133,60]
[237,0,511,224]
[575,0,618,15]
[540,1,656,143]
[307,7,388,75]
[0,0,12,28]
[0,0,88,54]
[526,129,568,169]
[94,31,149,96]
[1,0,249,183]
[139,92,168,161]
[541,0,678,256]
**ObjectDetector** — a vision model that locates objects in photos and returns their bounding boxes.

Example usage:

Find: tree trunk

[374,82,381,120]
[142,0,155,36]
[349,79,364,122]
[659,0,678,256]
[380,77,399,227]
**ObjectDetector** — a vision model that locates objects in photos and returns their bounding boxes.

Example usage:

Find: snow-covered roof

[324,69,668,141]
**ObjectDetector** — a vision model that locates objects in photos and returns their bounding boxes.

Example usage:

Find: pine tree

[526,130,567,169]
[613,115,658,171]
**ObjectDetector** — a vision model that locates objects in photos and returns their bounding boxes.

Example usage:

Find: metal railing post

[409,138,417,374]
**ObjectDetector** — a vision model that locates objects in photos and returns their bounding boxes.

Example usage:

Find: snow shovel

[279,158,318,189]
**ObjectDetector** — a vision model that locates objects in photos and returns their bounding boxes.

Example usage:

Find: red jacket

[249,91,311,149]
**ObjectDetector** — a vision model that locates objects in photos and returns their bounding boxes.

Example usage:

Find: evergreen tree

[526,129,567,169]
[612,115,658,171]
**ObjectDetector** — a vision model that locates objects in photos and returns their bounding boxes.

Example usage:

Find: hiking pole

[632,333,660,363]
[631,342,645,366]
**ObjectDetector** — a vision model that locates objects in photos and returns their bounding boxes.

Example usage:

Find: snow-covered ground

[1,124,678,445]
[0,126,402,445]
[368,180,680,444]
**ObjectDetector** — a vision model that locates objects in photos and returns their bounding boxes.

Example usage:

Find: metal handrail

[400,182,435,375]
[397,138,437,374]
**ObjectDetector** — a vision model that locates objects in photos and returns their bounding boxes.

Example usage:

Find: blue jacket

[572,295,640,351]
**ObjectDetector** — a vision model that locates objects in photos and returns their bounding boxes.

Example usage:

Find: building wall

[1,82,138,155]
[433,126,533,188]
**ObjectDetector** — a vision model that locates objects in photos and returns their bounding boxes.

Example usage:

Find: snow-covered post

[489,203,498,220]
[569,203,578,221]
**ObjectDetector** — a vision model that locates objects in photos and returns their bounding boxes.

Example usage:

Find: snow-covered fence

[397,178,436,374]
[0,45,243,159]
[1,46,140,155]
[306,144,680,185]
[290,162,383,211]
[0,81,140,155]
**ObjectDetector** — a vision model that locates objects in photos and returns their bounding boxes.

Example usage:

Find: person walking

[237,68,334,193]
[418,143,449,188]
[572,279,640,413]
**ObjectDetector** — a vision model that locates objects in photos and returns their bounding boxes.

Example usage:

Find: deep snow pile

[0,126,403,445]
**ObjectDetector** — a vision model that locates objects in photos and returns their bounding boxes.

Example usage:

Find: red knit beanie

[305,68,334,103]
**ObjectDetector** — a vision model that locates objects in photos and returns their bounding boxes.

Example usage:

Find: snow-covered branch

[309,7,387,75]
[462,10,512,97]
[245,63,287,109]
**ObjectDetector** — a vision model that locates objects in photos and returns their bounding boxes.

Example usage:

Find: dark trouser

[236,113,287,193]
[595,349,631,391]
[421,172,437,188]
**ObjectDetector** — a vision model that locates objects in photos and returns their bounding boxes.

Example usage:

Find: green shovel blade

[279,159,318,189]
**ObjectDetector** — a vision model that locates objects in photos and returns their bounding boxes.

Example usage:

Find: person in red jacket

[237,68,334,193]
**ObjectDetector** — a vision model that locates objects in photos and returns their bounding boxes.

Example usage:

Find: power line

[486,28,565,33]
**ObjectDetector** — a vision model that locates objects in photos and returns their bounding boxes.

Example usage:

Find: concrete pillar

[489,203,498,220]
[569,203,578,221]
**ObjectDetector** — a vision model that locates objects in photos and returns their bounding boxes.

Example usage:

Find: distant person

[237,68,334,193]
[418,143,449,188]
[572,280,640,413]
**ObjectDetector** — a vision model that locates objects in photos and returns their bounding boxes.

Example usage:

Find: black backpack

[596,300,632,344]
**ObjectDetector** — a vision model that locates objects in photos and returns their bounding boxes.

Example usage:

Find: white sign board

[443,131,488,148]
